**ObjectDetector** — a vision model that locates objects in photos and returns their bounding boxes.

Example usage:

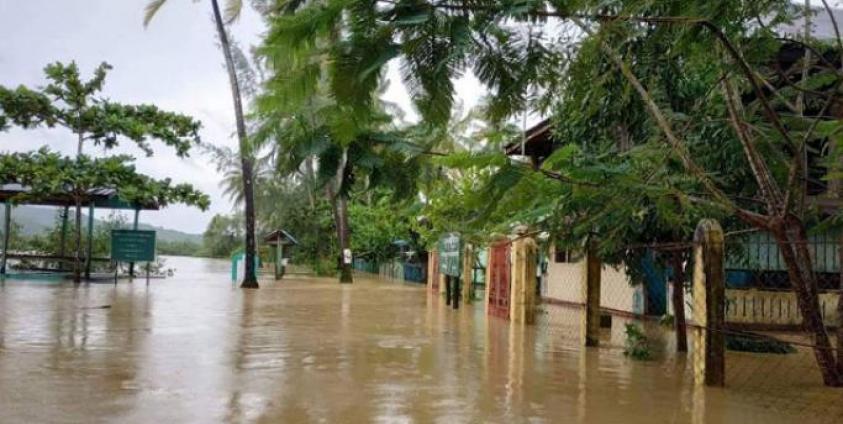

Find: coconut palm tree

[144,0,259,288]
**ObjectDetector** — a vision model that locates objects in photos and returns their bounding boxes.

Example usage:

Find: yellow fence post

[484,245,492,315]
[462,244,474,303]
[510,227,537,324]
[581,237,601,347]
[427,249,437,289]
[691,219,726,387]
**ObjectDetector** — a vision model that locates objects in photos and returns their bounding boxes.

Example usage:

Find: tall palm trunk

[335,193,352,283]
[333,148,353,283]
[211,0,258,288]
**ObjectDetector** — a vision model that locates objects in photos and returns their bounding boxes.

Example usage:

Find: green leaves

[0,149,210,211]
[0,61,203,157]
[0,85,58,129]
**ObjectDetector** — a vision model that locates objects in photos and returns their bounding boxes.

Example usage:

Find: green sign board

[438,233,462,277]
[111,230,156,262]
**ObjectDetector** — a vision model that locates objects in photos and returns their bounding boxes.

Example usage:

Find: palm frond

[224,0,244,24]
[143,0,169,27]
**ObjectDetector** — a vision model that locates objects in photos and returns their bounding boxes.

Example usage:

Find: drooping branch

[721,77,783,212]
[569,17,739,213]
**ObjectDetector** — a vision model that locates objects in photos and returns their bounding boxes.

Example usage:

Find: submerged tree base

[240,278,259,289]
[339,267,353,284]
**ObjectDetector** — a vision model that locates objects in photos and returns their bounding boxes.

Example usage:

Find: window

[554,246,582,263]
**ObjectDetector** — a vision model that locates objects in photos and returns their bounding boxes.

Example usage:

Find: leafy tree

[0,148,209,282]
[144,0,261,288]
[349,190,416,263]
[0,61,200,156]
[254,88,428,282]
[0,61,203,281]
[202,213,244,258]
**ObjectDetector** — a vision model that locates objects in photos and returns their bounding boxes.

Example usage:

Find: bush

[623,323,652,360]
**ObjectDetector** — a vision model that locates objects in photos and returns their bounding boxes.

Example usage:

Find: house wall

[544,244,639,315]
[601,264,638,314]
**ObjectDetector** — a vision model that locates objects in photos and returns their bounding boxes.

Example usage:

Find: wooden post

[1,202,11,275]
[445,275,452,306]
[452,275,460,309]
[581,237,601,346]
[691,219,726,387]
[129,208,139,277]
[275,241,284,280]
[84,202,95,280]
[510,228,537,324]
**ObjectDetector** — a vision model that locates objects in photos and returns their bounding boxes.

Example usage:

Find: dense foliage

[253,0,843,384]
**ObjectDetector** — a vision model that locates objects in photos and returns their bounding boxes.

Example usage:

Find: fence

[352,257,427,284]
[527,224,843,422]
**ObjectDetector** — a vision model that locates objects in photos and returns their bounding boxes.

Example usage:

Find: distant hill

[0,205,202,244]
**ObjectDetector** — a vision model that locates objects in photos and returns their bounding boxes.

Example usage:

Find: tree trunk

[336,194,353,283]
[240,156,259,288]
[73,198,82,283]
[211,0,258,289]
[330,147,353,284]
[773,218,841,386]
[671,252,688,353]
[838,233,843,377]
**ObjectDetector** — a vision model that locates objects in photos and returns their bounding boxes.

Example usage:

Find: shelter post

[84,202,95,280]
[58,206,69,270]
[129,208,139,277]
[1,202,10,275]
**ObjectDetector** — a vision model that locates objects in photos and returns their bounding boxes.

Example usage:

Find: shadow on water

[0,256,839,423]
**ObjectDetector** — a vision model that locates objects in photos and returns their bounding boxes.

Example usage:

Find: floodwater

[0,256,838,423]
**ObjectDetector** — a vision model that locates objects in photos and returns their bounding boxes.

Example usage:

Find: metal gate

[430,251,440,292]
[488,242,511,319]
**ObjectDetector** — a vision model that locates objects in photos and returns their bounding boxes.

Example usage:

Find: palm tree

[144,0,260,288]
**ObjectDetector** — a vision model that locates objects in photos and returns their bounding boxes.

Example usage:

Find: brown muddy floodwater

[0,256,838,423]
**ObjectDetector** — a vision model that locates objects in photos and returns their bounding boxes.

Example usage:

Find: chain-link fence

[531,234,843,421]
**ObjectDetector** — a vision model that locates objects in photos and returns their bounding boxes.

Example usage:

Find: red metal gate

[488,242,511,319]
[430,251,440,292]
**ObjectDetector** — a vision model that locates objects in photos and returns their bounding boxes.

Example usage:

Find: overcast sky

[0,0,489,234]
[0,0,272,233]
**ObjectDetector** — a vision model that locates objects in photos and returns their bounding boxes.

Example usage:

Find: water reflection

[0,257,833,423]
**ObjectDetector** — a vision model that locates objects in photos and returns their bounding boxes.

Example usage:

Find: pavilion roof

[263,229,299,246]
[0,183,159,210]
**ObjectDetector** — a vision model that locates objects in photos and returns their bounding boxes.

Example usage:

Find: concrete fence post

[510,227,537,324]
[581,237,601,347]
[692,219,726,387]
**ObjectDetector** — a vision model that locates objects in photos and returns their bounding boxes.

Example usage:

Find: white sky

[0,0,489,234]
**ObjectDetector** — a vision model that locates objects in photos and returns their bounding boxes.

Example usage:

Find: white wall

[544,244,638,314]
